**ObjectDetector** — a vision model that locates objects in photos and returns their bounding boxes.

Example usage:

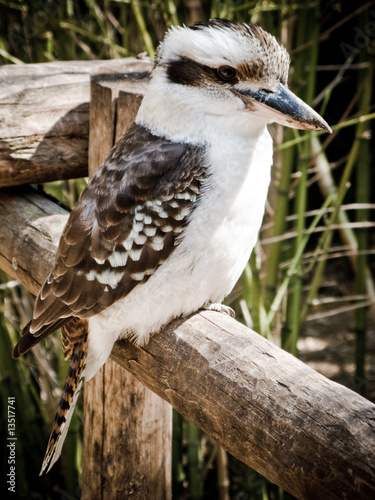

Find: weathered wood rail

[0,58,152,187]
[1,61,375,500]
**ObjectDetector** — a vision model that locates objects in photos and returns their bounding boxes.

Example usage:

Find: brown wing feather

[12,316,71,358]
[14,123,206,356]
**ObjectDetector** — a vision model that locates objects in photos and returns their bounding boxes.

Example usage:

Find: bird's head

[137,19,331,141]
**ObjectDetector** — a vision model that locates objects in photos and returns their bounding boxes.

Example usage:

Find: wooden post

[81,73,172,500]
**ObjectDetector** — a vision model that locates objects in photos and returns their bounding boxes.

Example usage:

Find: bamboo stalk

[301,60,374,325]
[130,0,155,58]
[244,250,265,337]
[216,447,230,500]
[264,128,294,316]
[172,410,185,497]
[266,195,333,330]
[60,21,129,56]
[282,1,320,355]
[354,11,373,395]
[187,422,203,500]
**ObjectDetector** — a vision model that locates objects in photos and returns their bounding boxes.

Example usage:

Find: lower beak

[233,82,332,133]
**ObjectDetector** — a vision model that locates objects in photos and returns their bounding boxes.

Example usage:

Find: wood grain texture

[82,359,172,500]
[0,187,68,293]
[82,80,172,500]
[111,314,375,500]
[0,58,152,187]
[0,187,374,499]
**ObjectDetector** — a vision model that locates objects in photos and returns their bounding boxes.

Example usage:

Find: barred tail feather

[40,333,88,475]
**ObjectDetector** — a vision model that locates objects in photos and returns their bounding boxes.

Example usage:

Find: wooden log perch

[0,58,152,187]
[0,186,374,500]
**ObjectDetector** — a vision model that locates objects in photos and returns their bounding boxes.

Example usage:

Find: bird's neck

[136,73,274,224]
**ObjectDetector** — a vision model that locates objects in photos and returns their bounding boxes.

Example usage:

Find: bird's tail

[40,319,88,475]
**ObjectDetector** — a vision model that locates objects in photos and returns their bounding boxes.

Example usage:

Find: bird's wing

[13,123,206,357]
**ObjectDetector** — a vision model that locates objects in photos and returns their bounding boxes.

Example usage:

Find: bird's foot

[202,302,235,318]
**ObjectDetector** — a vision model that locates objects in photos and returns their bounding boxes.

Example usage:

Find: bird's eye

[217,65,237,82]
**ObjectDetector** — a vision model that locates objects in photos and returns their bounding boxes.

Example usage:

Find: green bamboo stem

[130,0,155,58]
[261,6,293,345]
[354,12,373,394]
[244,249,263,336]
[119,2,129,52]
[60,21,129,56]
[299,146,359,322]
[167,0,180,26]
[355,128,370,394]
[187,421,203,500]
[216,446,230,500]
[300,59,374,326]
[282,1,320,355]
[0,48,25,64]
[83,0,108,38]
[266,194,333,331]
[307,137,375,322]
[264,128,294,314]
[172,409,185,497]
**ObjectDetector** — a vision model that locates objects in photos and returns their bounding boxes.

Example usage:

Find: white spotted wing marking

[108,251,128,267]
[82,195,192,288]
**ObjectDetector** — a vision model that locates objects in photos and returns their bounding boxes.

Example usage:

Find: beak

[233,82,332,133]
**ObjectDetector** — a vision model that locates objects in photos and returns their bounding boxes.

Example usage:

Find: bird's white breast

[173,126,272,307]
[84,126,272,379]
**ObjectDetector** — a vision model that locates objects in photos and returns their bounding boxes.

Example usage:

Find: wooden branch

[1,187,374,499]
[0,59,152,187]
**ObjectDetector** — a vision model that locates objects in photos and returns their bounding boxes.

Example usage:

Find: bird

[12,18,331,474]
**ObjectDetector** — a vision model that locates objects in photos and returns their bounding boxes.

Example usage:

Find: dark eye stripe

[166,56,239,87]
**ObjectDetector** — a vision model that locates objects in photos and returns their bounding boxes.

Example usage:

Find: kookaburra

[13,19,331,474]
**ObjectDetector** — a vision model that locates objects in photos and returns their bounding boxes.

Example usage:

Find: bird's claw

[202,302,235,318]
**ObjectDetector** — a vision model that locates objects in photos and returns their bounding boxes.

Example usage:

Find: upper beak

[233,82,332,133]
